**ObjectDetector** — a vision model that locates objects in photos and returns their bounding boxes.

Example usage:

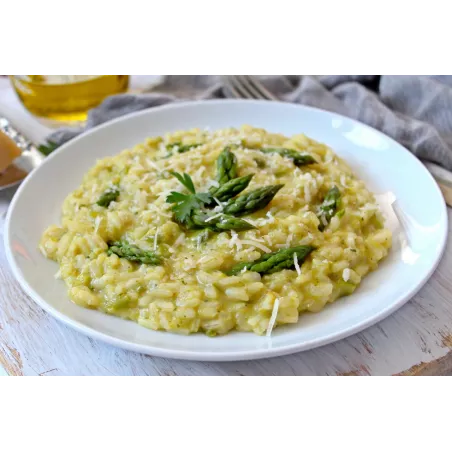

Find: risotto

[39,126,392,336]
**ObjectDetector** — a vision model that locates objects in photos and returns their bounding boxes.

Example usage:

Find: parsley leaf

[169,171,196,194]
[166,172,212,224]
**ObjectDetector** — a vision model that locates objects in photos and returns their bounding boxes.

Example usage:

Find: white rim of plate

[4,99,449,361]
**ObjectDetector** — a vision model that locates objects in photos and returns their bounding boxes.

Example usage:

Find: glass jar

[10,75,129,124]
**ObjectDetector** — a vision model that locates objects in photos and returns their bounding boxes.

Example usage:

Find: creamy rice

[39,125,392,335]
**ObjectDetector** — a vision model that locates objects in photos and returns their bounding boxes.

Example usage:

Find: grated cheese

[54,269,62,279]
[245,218,257,227]
[294,253,301,276]
[148,204,172,218]
[173,233,186,248]
[266,298,280,337]
[240,240,272,253]
[205,213,223,223]
[343,268,351,282]
[304,182,312,203]
[247,233,266,243]
[213,197,224,210]
[154,227,160,251]
[229,231,242,251]
[207,179,220,189]
[94,216,102,233]
[263,211,275,224]
[194,166,205,179]
[197,255,212,264]
[285,233,293,247]
[146,158,161,172]
[39,245,48,258]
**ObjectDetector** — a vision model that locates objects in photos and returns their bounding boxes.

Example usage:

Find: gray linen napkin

[48,75,452,173]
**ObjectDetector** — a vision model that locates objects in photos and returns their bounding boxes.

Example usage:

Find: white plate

[4,100,448,361]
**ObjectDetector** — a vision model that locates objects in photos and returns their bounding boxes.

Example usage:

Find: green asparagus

[317,186,341,231]
[190,212,255,231]
[260,148,317,166]
[107,241,162,265]
[96,187,120,207]
[215,147,238,186]
[223,184,284,216]
[227,245,315,276]
[166,142,203,155]
[210,174,254,202]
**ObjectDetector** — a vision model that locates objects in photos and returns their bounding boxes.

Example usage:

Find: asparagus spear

[227,245,315,276]
[166,142,203,154]
[210,174,254,202]
[260,148,317,166]
[215,147,238,186]
[223,184,284,217]
[107,241,162,265]
[96,187,120,207]
[190,212,255,231]
[317,186,341,231]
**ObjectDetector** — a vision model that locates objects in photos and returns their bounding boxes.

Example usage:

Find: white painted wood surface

[1,77,452,376]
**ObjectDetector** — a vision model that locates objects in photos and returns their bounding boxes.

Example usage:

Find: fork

[223,76,452,207]
[223,75,278,101]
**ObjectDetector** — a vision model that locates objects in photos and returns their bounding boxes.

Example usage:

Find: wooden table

[1,77,452,376]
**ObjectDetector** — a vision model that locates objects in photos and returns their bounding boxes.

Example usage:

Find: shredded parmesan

[263,211,275,225]
[244,218,257,227]
[240,240,272,253]
[264,235,273,246]
[248,234,266,243]
[266,298,280,337]
[146,158,161,172]
[304,183,312,203]
[285,233,293,247]
[294,253,301,276]
[153,227,160,251]
[173,233,186,247]
[196,234,202,251]
[54,269,62,279]
[229,231,242,251]
[197,255,211,264]
[194,166,205,179]
[343,268,351,282]
[205,213,223,223]
[94,216,102,233]
[148,204,171,218]
[39,245,48,258]
[207,179,220,189]
[213,197,224,209]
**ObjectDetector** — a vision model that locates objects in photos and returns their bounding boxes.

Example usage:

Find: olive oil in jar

[10,75,129,123]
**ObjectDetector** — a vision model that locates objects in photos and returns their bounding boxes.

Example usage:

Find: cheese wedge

[0,130,22,173]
